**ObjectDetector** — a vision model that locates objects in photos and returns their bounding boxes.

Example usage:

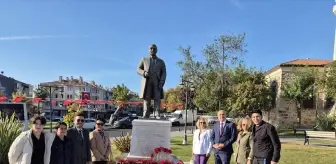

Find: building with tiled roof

[265,59,333,75]
[264,59,334,129]
[39,76,113,117]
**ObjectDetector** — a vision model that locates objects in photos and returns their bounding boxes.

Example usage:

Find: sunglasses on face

[199,122,205,124]
[77,119,84,122]
[96,123,104,126]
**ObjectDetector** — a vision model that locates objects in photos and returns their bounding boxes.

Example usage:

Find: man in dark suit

[67,112,91,164]
[211,110,237,164]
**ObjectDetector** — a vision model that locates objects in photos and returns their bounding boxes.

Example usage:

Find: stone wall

[264,66,331,129]
[265,106,330,129]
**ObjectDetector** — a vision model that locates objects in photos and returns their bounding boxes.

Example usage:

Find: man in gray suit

[67,112,91,164]
[137,44,167,118]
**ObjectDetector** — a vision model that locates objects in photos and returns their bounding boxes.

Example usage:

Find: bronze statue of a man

[137,44,166,118]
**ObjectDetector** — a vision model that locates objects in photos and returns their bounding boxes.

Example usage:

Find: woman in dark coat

[50,122,73,164]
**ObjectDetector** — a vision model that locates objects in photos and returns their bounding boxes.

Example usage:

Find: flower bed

[117,147,184,164]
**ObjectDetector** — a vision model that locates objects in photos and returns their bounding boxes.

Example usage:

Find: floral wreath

[117,147,184,164]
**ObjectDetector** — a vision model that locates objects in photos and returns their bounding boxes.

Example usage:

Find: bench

[304,130,336,145]
[294,128,312,137]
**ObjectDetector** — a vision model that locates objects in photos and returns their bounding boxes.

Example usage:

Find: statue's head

[149,44,158,57]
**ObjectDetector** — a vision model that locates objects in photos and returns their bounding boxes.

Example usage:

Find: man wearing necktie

[67,112,91,164]
[137,44,167,118]
[211,110,237,164]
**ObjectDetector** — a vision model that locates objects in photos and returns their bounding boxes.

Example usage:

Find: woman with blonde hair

[192,117,212,164]
[234,118,254,164]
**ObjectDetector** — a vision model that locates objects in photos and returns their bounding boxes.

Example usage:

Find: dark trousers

[214,153,232,164]
[194,154,209,164]
[92,161,108,164]
[253,157,271,164]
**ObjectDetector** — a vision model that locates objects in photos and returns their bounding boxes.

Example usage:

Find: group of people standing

[192,110,281,164]
[8,112,111,164]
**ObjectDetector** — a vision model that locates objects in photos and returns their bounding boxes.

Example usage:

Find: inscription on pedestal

[127,119,171,159]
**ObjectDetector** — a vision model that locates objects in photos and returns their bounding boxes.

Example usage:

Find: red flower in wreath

[159,160,173,164]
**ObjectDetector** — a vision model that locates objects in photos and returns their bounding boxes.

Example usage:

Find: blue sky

[0,0,335,93]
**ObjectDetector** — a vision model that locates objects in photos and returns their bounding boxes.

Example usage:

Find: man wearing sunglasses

[90,119,111,164]
[67,112,91,164]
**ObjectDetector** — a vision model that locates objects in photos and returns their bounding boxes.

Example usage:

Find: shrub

[314,112,335,131]
[327,106,336,129]
[0,112,23,164]
[63,103,83,127]
[113,131,131,153]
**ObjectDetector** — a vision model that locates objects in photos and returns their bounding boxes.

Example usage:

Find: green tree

[281,67,318,126]
[164,87,183,111]
[111,84,132,101]
[63,103,83,127]
[227,67,273,116]
[128,92,141,101]
[320,62,336,99]
[177,33,247,112]
[34,88,48,99]
[192,71,224,112]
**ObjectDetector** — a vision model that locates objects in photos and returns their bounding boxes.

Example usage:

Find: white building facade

[39,76,113,117]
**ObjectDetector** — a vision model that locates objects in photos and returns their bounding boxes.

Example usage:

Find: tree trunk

[297,101,302,127]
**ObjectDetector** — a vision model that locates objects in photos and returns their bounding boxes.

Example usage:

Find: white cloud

[229,0,244,10]
[0,35,73,41]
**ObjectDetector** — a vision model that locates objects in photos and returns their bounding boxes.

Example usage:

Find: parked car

[51,117,63,122]
[113,116,138,129]
[83,118,96,131]
[207,116,217,125]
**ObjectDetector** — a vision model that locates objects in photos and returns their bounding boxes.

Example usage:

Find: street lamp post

[37,101,41,116]
[180,77,192,145]
[190,87,195,134]
[38,85,64,132]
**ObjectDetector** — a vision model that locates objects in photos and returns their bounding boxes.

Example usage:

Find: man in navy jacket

[211,110,237,164]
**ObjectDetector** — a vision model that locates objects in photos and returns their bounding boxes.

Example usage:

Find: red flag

[75,99,90,105]
[0,96,7,102]
[63,99,73,106]
[13,96,23,102]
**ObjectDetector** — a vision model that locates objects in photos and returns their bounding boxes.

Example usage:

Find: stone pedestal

[126,119,172,159]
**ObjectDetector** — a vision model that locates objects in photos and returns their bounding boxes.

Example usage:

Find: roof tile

[266,59,333,75]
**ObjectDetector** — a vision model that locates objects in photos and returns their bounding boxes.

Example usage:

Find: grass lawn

[112,136,336,164]
[171,137,336,164]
